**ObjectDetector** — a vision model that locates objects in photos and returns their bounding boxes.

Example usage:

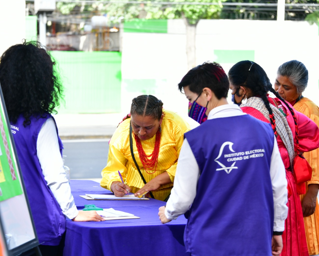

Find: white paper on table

[97,208,134,217]
[84,194,149,200]
[96,208,140,220]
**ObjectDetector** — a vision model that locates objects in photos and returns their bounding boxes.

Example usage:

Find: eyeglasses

[193,91,202,103]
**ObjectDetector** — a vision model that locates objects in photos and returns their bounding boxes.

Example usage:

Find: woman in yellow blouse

[100,95,190,201]
[275,60,319,255]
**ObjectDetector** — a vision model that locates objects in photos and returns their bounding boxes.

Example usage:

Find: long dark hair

[0,41,63,127]
[130,95,163,120]
[229,60,297,137]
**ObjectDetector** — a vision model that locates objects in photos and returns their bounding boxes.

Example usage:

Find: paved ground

[54,113,123,139]
[62,139,109,180]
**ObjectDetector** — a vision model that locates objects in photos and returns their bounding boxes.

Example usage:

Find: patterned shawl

[241,97,295,165]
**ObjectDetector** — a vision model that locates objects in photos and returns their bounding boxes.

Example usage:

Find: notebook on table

[80,194,149,200]
[97,208,140,220]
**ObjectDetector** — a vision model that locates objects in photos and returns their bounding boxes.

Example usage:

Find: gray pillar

[277,0,285,21]
[39,13,47,47]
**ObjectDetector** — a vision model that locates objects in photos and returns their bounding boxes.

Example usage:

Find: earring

[241,95,248,105]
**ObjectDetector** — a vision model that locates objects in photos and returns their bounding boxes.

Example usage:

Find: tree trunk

[183,17,197,71]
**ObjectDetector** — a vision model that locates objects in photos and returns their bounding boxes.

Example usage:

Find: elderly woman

[100,95,190,201]
[275,60,319,256]
[229,60,319,256]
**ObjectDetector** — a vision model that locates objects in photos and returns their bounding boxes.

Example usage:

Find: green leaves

[56,2,78,15]
[305,11,319,25]
[56,0,227,24]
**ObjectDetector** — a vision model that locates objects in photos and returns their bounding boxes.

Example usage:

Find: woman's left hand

[302,184,319,217]
[135,179,161,198]
[158,206,171,224]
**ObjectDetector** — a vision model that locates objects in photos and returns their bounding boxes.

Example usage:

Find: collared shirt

[165,104,288,232]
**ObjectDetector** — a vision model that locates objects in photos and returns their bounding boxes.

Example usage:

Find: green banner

[124,19,168,33]
[214,50,255,64]
[0,100,23,201]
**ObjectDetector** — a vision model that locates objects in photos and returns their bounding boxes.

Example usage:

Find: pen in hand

[118,170,129,194]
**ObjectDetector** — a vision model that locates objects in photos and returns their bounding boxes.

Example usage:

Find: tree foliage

[305,11,319,24]
[304,0,319,25]
[57,0,226,24]
[56,0,319,24]
[220,0,277,20]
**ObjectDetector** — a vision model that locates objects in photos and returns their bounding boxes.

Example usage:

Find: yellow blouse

[295,97,319,255]
[295,97,319,186]
[100,110,190,201]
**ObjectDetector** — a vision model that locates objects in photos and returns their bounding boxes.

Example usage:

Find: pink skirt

[281,170,309,256]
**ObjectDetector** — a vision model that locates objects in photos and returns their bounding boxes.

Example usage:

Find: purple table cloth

[69,180,107,194]
[64,180,188,256]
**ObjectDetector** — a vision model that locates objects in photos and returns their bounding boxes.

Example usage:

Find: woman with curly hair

[0,41,104,256]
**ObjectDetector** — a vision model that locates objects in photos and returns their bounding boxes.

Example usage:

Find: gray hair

[277,60,308,94]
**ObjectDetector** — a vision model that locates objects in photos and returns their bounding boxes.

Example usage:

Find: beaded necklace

[134,129,161,174]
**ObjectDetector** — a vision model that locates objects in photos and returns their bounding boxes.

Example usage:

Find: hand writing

[111,181,131,197]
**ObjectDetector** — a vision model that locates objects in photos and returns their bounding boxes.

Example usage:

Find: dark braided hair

[228,61,278,136]
[130,95,163,120]
[0,41,63,127]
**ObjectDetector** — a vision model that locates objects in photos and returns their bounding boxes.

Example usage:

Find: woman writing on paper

[275,60,319,256]
[0,42,104,256]
[100,95,190,201]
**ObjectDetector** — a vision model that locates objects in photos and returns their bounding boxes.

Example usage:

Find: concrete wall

[121,19,319,117]
[0,1,25,56]
[22,18,319,115]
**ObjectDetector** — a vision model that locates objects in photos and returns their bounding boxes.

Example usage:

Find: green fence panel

[124,19,168,33]
[214,50,255,64]
[51,51,122,114]
[25,16,37,41]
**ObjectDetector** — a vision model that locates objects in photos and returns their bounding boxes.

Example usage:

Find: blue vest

[184,114,275,256]
[11,114,65,246]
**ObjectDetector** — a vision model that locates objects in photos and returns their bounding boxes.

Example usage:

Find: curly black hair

[0,41,63,126]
